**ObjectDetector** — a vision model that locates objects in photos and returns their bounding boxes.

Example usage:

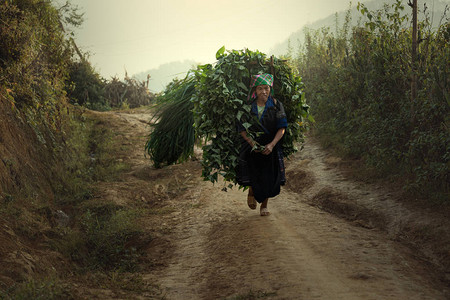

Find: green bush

[66,60,109,110]
[104,75,154,109]
[65,67,155,111]
[0,0,74,128]
[295,1,449,201]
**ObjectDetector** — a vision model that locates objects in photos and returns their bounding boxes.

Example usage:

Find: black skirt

[237,142,285,203]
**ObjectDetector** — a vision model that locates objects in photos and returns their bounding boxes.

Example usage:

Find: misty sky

[67,0,372,78]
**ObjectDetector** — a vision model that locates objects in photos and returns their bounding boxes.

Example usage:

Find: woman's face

[255,85,271,101]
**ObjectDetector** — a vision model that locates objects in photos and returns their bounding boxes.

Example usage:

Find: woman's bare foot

[247,195,257,209]
[260,198,270,216]
[247,187,257,210]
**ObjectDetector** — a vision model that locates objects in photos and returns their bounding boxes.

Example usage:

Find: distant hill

[269,0,449,57]
[134,0,448,92]
[133,60,198,93]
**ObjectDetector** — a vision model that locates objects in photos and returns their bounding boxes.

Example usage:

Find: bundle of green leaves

[145,76,196,168]
[192,47,310,186]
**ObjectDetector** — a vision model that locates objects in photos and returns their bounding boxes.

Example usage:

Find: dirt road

[88,108,448,299]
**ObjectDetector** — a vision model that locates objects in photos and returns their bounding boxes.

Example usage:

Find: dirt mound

[285,160,315,194]
[310,187,387,230]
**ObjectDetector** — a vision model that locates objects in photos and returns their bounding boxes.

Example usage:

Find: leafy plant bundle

[192,47,310,186]
[144,76,196,168]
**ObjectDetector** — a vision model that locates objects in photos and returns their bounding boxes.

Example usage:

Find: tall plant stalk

[145,76,196,168]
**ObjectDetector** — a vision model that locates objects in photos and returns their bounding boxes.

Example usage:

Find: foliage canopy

[192,48,309,186]
[145,48,310,187]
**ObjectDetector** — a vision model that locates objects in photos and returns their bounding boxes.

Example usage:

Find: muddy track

[86,109,449,300]
[150,173,447,299]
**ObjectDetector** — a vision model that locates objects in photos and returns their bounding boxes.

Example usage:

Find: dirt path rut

[151,179,446,300]
[92,109,448,300]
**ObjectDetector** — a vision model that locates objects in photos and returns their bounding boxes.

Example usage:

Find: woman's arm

[262,128,285,155]
[240,130,255,148]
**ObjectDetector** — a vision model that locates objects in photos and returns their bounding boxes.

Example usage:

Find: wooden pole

[410,0,418,123]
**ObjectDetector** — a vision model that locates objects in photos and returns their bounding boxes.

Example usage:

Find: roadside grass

[0,108,156,298]
[54,207,145,272]
[79,271,164,296]
[29,108,145,273]
[54,109,129,205]
[147,206,176,215]
[224,290,277,300]
[0,190,56,241]
[0,275,76,300]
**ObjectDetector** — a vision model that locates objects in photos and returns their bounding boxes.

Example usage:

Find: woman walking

[237,73,287,216]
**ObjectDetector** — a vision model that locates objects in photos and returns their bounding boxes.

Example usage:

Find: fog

[65,0,380,78]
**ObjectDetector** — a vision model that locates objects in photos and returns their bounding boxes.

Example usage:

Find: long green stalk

[145,76,196,168]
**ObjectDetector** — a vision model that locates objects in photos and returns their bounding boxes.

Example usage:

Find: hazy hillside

[134,0,449,92]
[269,0,449,57]
[133,60,198,93]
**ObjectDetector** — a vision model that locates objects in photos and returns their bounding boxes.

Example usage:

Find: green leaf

[216,46,226,59]
[236,110,244,121]
[237,82,248,90]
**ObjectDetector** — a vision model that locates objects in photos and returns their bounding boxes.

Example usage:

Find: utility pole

[409,0,418,124]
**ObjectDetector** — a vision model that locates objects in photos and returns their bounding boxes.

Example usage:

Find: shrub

[66,60,108,110]
[104,75,154,109]
[295,1,449,201]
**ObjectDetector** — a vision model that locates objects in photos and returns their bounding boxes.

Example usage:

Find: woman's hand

[262,143,274,155]
[261,128,285,155]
